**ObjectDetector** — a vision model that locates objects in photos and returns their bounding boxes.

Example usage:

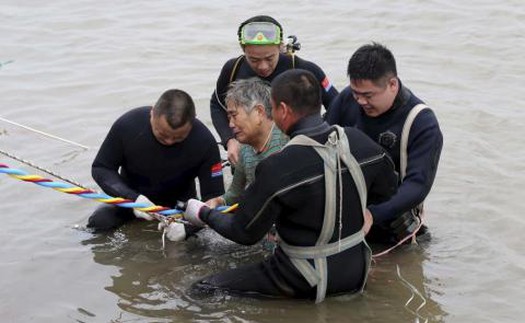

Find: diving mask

[240,22,282,45]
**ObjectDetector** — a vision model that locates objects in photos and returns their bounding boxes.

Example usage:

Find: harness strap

[400,104,429,217]
[228,55,245,83]
[282,126,371,303]
[400,104,428,181]
[281,230,365,259]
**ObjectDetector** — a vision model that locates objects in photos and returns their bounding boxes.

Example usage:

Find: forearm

[210,99,234,145]
[92,166,139,200]
[222,164,247,205]
[200,207,271,245]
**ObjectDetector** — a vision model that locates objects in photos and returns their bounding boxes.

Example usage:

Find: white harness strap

[400,104,429,216]
[280,126,371,303]
[400,104,428,180]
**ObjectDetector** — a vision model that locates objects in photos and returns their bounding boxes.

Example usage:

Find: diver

[210,15,338,167]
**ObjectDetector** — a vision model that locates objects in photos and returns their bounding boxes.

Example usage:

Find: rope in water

[0,163,183,218]
[0,116,91,150]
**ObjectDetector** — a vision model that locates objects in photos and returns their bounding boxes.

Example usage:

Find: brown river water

[1,1,524,322]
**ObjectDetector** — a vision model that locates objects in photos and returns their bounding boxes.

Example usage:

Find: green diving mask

[240,22,282,45]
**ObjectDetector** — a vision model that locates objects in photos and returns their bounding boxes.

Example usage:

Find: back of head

[152,89,196,129]
[347,42,397,86]
[271,69,322,116]
[225,77,272,118]
[237,15,283,46]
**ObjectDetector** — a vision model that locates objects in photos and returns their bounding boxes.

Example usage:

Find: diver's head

[237,15,283,78]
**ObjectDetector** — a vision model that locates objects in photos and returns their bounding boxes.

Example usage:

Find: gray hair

[225,78,272,118]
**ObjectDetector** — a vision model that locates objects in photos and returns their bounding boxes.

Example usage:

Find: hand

[363,208,374,235]
[205,196,225,209]
[227,138,240,166]
[133,195,154,221]
[184,198,207,227]
[158,221,186,242]
[390,210,421,241]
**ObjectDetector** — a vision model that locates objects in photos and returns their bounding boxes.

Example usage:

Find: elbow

[235,234,262,246]
[225,226,264,245]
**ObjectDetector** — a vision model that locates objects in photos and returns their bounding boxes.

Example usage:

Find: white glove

[133,195,154,221]
[158,221,186,242]
[184,198,207,227]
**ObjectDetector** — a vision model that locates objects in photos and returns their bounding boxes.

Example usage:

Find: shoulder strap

[400,104,429,181]
[229,55,245,83]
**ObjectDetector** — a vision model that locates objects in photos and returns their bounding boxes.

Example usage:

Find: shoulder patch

[321,77,333,92]
[211,162,223,178]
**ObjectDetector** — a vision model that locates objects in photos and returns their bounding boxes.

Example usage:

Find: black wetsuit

[211,53,339,146]
[87,106,225,231]
[326,81,443,241]
[193,115,397,299]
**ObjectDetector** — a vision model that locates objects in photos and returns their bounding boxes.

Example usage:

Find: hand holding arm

[363,208,374,235]
[227,138,240,166]
[205,196,225,209]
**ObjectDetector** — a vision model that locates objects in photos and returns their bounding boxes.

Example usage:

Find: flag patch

[321,77,332,92]
[211,162,223,177]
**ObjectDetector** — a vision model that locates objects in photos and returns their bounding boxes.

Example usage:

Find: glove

[133,195,154,221]
[158,221,186,242]
[184,198,207,227]
[390,209,421,241]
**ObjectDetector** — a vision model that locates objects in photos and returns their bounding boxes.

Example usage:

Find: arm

[320,75,339,113]
[369,110,443,223]
[325,90,345,125]
[200,156,280,245]
[91,120,139,200]
[364,151,398,207]
[222,152,247,205]
[210,60,237,146]
[325,86,354,126]
[197,137,226,201]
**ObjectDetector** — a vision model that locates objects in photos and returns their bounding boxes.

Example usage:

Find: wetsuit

[193,115,397,300]
[211,53,338,146]
[326,80,443,242]
[88,106,225,231]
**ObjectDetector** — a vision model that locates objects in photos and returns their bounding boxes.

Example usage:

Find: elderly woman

[207,77,289,208]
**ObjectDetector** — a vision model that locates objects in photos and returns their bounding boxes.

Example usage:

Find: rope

[0,116,91,150]
[0,163,183,220]
[0,162,238,218]
[0,148,89,188]
[372,217,423,258]
[396,264,429,322]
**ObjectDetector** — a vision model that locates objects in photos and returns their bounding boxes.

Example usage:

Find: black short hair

[152,89,196,129]
[347,42,397,86]
[271,69,321,116]
[237,15,283,43]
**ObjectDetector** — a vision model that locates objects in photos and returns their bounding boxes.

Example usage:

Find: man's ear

[280,102,293,120]
[388,77,399,92]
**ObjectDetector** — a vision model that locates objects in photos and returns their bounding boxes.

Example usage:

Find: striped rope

[0,163,182,218]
